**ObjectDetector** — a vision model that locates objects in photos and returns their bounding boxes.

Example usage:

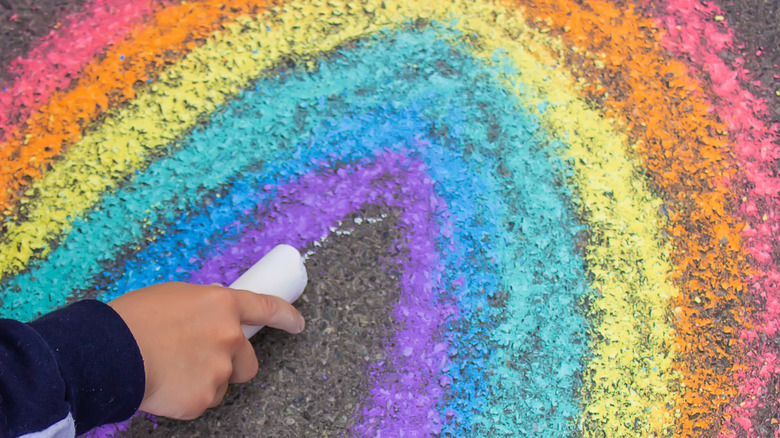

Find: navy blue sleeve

[0,300,145,437]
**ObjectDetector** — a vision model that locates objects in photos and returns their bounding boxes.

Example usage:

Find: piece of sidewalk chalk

[229,244,308,338]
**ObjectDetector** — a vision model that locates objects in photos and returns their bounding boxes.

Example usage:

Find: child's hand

[107,282,305,420]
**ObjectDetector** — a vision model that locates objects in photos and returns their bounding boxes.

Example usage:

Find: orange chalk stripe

[516,0,754,435]
[0,0,274,218]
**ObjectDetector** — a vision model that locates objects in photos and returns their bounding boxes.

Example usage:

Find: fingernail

[297,317,306,333]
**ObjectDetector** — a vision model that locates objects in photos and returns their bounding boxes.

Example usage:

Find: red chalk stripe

[0,0,165,142]
[654,0,780,435]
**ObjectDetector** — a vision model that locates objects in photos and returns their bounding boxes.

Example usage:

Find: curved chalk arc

[1,0,778,436]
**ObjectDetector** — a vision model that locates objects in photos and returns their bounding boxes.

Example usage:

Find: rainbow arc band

[6,21,672,438]
[0,0,777,436]
[12,30,590,435]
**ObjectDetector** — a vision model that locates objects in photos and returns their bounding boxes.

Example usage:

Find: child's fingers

[232,289,305,334]
[210,382,230,408]
[229,340,259,383]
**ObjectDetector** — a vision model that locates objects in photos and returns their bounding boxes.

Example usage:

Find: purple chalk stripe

[86,149,452,436]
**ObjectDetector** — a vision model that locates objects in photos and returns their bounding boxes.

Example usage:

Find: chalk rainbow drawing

[1,0,778,436]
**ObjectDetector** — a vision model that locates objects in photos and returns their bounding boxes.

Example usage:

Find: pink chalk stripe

[0,0,161,142]
[651,0,780,436]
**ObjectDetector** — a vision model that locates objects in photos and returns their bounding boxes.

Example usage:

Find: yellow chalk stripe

[443,5,679,435]
[1,0,678,434]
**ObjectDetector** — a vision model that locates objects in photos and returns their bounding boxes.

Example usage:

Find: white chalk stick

[229,244,308,338]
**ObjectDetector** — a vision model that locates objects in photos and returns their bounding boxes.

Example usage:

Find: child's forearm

[0,300,145,438]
